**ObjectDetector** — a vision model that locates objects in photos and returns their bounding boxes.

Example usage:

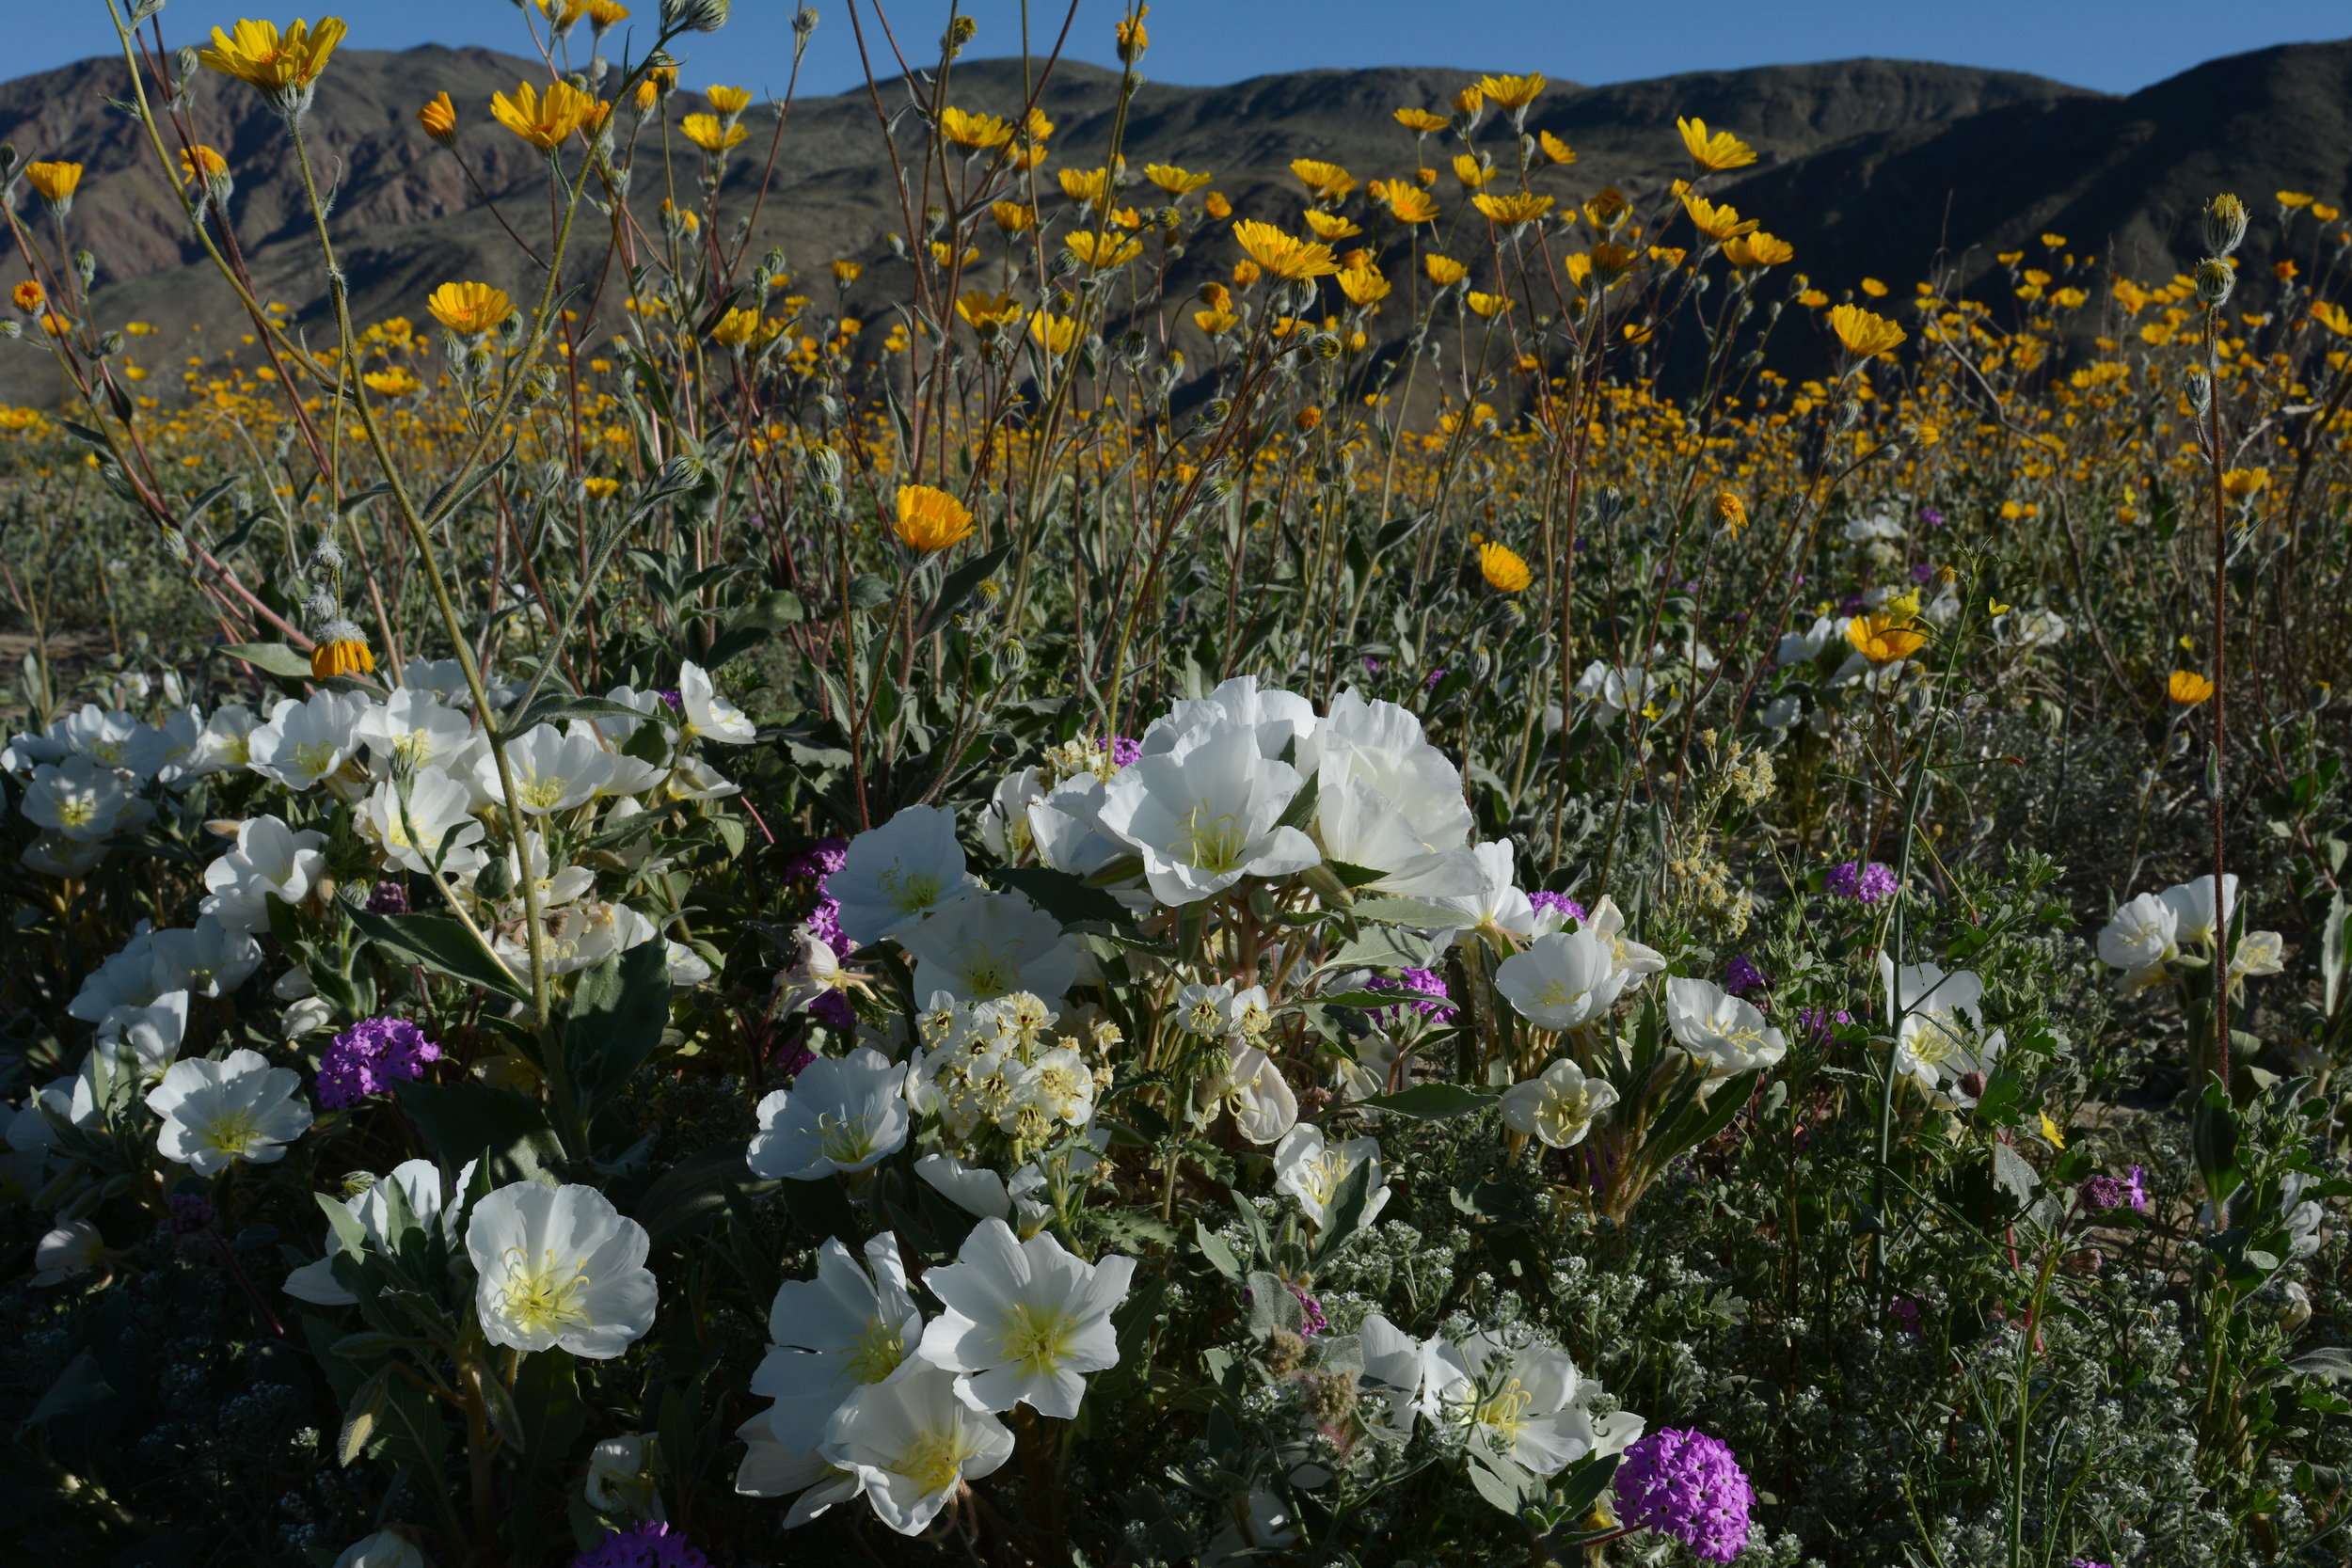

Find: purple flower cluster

[1369,967,1456,1024]
[787,837,854,1033]
[1918,505,1947,528]
[1825,860,1900,904]
[364,879,409,915]
[1097,735,1143,768]
[654,689,683,710]
[159,1193,215,1236]
[1290,1283,1327,1336]
[1424,668,1448,690]
[2083,1165,2149,1214]
[1910,561,1936,583]
[1724,955,1769,995]
[317,1017,443,1110]
[1528,890,1587,925]
[1888,1294,1924,1339]
[1614,1427,1756,1564]
[1796,1006,1852,1044]
[574,1523,709,1568]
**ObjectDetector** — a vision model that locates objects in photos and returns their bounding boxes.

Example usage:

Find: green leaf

[351,910,528,1000]
[1327,925,1434,970]
[337,1367,389,1466]
[634,1141,771,1245]
[1549,1452,1622,1521]
[395,1080,563,1184]
[27,1352,115,1428]
[996,865,1137,933]
[564,942,673,1130]
[704,588,805,668]
[1195,1221,1244,1280]
[1246,1270,1304,1338]
[2289,1347,2352,1383]
[1359,1083,1505,1120]
[507,692,659,736]
[1351,897,1465,928]
[217,641,315,680]
[1990,1140,2041,1211]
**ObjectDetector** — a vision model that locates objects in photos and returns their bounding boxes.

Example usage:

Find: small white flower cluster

[736,1220,1133,1535]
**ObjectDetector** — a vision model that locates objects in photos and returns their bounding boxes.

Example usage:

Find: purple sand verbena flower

[364,879,409,915]
[1889,1294,1924,1338]
[1528,890,1586,924]
[1098,735,1143,768]
[1919,505,1946,528]
[160,1192,215,1236]
[1614,1427,1756,1564]
[1368,967,1456,1024]
[1825,860,1899,904]
[575,1522,710,1568]
[1724,955,1769,995]
[1910,561,1936,583]
[1291,1283,1327,1336]
[318,1017,443,1110]
[2083,1165,2149,1214]
[1425,669,1448,690]
[1796,1006,1853,1044]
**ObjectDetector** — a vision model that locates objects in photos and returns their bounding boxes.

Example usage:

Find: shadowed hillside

[0,39,2346,401]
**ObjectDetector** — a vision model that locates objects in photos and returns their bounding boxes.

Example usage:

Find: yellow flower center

[1001,1301,1078,1376]
[816,1110,881,1166]
[845,1314,907,1385]
[516,777,569,811]
[1534,1085,1595,1144]
[893,1428,981,1496]
[1532,978,1589,1014]
[56,794,97,829]
[1472,1377,1534,1444]
[1174,800,1249,873]
[290,740,341,779]
[201,1105,262,1157]
[880,868,942,916]
[1301,1150,1350,1207]
[500,1247,595,1337]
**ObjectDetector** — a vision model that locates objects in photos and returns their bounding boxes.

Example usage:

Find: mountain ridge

[0,40,2344,403]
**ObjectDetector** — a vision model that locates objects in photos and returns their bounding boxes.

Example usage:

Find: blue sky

[27,2,2352,96]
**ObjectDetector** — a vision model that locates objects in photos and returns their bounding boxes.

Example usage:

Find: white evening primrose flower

[1994,607,2068,648]
[1501,1057,1618,1148]
[57,704,150,775]
[829,804,982,947]
[594,686,670,745]
[357,687,480,776]
[1226,1045,1298,1144]
[23,755,151,843]
[1357,1312,1438,1440]
[286,1158,473,1306]
[1436,838,1538,948]
[1273,1123,1390,1229]
[1429,1331,1643,1477]
[1881,955,1998,1098]
[1494,928,1628,1031]
[1775,614,1839,667]
[1097,721,1320,906]
[584,1435,663,1519]
[481,724,613,815]
[1303,689,1484,897]
[147,1048,313,1176]
[2160,873,2237,948]
[1664,977,1788,1077]
[466,1180,658,1359]
[91,989,189,1084]
[2097,891,2179,990]
[69,931,164,1022]
[916,1215,1135,1418]
[2229,929,2286,984]
[678,660,756,743]
[1585,895,1667,981]
[914,1152,1014,1221]
[495,901,659,976]
[737,1233,921,1524]
[358,768,487,878]
[662,756,740,801]
[21,832,111,878]
[247,690,374,791]
[893,891,1080,1003]
[33,1220,105,1286]
[1141,674,1320,759]
[502,832,598,909]
[199,816,327,933]
[747,1047,911,1180]
[979,767,1046,862]
[1026,772,1132,877]
[149,918,263,998]
[331,1529,427,1568]
[819,1363,1015,1535]
[186,703,262,776]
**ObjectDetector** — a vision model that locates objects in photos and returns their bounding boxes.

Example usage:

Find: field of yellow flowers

[3,5,2350,1566]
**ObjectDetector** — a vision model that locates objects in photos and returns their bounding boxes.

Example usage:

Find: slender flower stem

[2204,308,2233,1092]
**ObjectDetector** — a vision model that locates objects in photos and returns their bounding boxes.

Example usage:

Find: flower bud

[2201,193,2248,258]
[793,8,819,37]
[2193,257,2234,309]
[2184,364,2212,416]
[661,0,731,32]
